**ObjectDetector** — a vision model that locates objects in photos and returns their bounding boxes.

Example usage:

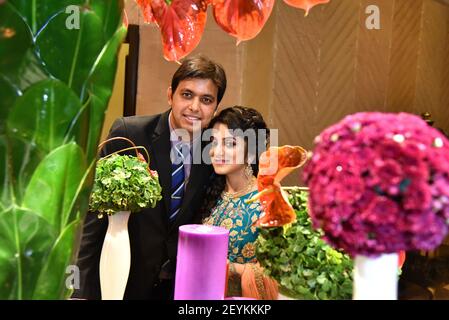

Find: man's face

[168,78,219,136]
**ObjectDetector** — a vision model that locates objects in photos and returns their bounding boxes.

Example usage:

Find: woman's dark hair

[200,106,270,219]
[171,54,227,104]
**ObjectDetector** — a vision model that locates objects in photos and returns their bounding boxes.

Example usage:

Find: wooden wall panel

[414,0,449,133]
[355,0,394,112]
[314,0,360,135]
[271,0,360,185]
[386,0,424,112]
[270,1,321,150]
[443,10,449,134]
[241,6,277,125]
[270,2,324,186]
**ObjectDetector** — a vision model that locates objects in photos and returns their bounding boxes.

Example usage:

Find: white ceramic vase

[99,210,131,300]
[353,252,398,300]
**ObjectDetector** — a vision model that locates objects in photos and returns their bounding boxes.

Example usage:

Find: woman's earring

[244,164,254,179]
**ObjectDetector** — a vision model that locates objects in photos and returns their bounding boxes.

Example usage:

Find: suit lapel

[148,111,172,220]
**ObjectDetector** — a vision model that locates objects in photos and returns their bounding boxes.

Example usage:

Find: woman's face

[209,123,247,176]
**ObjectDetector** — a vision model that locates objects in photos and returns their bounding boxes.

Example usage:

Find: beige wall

[101,44,129,142]
[122,0,449,185]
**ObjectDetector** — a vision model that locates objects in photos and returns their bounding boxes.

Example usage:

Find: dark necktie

[169,143,185,221]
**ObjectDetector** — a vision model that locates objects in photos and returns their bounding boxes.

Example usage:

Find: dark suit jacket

[72,110,213,300]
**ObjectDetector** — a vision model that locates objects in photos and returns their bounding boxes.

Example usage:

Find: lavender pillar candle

[174,224,229,300]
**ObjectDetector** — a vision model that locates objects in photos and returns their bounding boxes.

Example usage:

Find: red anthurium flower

[212,0,275,44]
[283,0,330,16]
[143,0,208,62]
[135,0,156,23]
[250,146,309,227]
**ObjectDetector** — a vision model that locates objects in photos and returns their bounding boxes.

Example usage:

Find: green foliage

[0,207,55,300]
[0,0,125,299]
[7,79,82,152]
[0,2,48,97]
[256,189,353,300]
[35,9,105,97]
[22,143,87,232]
[89,155,163,217]
[8,0,85,35]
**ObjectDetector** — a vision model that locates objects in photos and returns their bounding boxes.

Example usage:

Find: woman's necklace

[221,176,257,201]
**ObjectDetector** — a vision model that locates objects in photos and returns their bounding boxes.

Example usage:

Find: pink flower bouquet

[303,112,449,257]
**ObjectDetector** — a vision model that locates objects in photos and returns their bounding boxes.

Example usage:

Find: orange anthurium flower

[283,0,330,16]
[212,0,275,44]
[140,0,208,62]
[254,186,297,227]
[259,145,308,185]
[249,145,308,227]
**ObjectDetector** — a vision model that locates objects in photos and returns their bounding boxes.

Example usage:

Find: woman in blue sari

[201,106,278,299]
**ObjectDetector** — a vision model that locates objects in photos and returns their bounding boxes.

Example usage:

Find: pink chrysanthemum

[303,112,449,257]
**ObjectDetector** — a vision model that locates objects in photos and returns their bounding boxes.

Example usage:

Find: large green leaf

[35,7,105,97]
[0,136,11,207]
[22,143,87,233]
[32,218,81,299]
[8,0,120,36]
[0,207,55,300]
[0,135,43,208]
[82,26,127,162]
[7,136,45,205]
[0,76,19,135]
[0,3,47,92]
[91,0,124,40]
[0,2,32,76]
[7,79,82,153]
[6,50,48,93]
[8,0,85,35]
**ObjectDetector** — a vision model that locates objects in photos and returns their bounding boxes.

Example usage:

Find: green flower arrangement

[256,188,353,300]
[89,139,162,218]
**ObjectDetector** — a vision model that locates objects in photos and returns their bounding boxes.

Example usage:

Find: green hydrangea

[256,189,353,300]
[89,154,162,217]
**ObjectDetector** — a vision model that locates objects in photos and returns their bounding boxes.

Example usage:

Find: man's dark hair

[171,54,227,104]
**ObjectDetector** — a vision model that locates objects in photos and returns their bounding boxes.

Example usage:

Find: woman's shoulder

[238,190,260,207]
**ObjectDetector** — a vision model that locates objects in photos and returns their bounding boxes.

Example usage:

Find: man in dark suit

[72,55,227,300]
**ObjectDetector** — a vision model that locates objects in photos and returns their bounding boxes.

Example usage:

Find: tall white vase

[99,211,131,300]
[353,252,398,300]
